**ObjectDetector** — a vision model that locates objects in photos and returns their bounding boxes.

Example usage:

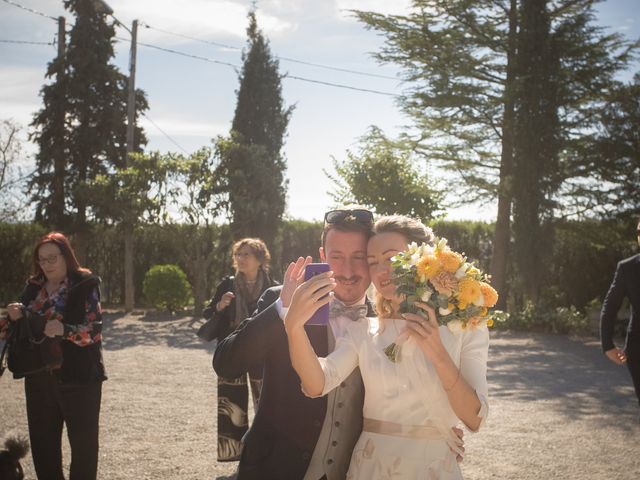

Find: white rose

[420,290,433,302]
[439,307,452,316]
[447,320,464,334]
[473,291,485,307]
[454,265,467,279]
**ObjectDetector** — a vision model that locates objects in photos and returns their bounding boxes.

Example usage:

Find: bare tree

[0,119,32,222]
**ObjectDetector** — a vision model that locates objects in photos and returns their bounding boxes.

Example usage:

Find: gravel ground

[1,312,638,480]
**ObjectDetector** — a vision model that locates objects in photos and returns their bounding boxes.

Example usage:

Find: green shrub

[496,300,593,335]
[0,223,47,304]
[142,264,192,312]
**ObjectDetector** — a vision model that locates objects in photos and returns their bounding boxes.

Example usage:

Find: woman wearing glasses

[1,232,105,480]
[200,238,277,462]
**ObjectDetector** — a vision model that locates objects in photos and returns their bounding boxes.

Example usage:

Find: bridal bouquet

[384,238,500,362]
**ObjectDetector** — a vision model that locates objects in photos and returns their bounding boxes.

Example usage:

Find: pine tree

[29,0,148,233]
[354,0,636,306]
[213,11,292,245]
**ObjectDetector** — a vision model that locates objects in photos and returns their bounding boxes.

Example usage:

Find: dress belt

[362,418,443,439]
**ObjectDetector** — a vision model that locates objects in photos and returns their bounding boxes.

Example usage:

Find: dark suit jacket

[213,286,373,480]
[601,253,640,352]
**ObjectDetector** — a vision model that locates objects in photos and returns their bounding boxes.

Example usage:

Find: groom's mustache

[334,275,362,284]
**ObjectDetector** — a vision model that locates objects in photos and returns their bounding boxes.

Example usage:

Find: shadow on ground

[102,312,217,352]
[488,331,638,429]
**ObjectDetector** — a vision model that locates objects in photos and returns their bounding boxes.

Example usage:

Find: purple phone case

[304,263,330,325]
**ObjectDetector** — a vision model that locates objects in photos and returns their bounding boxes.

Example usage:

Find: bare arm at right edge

[213,286,283,379]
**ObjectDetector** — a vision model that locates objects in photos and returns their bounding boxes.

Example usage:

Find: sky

[1,0,639,223]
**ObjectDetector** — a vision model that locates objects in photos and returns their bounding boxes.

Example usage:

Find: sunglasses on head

[324,209,374,225]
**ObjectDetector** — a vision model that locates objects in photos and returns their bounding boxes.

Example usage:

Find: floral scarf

[233,268,271,328]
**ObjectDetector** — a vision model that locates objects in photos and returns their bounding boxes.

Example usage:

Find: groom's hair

[321,205,374,249]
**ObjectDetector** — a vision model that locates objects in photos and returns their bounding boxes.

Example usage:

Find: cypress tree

[214,11,293,245]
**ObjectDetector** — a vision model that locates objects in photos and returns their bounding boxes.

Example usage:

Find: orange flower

[430,271,459,297]
[437,249,463,273]
[480,282,499,307]
[416,254,441,281]
[458,278,481,305]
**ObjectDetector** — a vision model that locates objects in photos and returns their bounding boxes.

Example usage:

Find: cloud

[335,0,412,20]
[0,66,46,125]
[105,0,294,46]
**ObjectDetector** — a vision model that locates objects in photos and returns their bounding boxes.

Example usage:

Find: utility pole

[92,0,139,311]
[124,19,138,312]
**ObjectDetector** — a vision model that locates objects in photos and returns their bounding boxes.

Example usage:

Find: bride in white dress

[285,215,489,479]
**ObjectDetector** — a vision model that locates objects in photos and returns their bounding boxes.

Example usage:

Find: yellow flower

[458,278,481,305]
[437,249,464,273]
[481,308,488,316]
[486,318,494,328]
[416,254,441,281]
[479,282,499,308]
[467,267,481,277]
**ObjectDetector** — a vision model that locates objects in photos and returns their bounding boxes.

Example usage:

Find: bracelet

[444,369,461,392]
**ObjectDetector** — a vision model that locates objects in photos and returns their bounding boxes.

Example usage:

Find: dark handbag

[197,316,220,342]
[2,309,62,378]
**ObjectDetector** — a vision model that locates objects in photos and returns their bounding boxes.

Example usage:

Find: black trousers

[625,338,640,408]
[217,364,262,462]
[24,371,102,480]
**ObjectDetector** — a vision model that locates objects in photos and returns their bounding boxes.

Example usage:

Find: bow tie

[329,300,367,322]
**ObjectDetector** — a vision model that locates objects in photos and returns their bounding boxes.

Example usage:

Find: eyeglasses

[38,254,61,266]
[324,209,374,226]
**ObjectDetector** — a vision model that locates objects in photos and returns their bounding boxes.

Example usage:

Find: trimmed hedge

[0,219,636,320]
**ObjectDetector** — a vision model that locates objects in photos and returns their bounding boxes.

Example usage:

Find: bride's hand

[284,272,335,333]
[402,301,448,364]
[279,256,312,307]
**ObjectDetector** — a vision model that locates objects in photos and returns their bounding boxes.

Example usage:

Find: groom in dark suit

[213,208,375,480]
[600,218,640,410]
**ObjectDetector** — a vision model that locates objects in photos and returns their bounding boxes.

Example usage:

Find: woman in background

[201,238,277,462]
[1,232,105,480]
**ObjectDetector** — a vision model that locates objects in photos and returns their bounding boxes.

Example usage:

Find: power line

[1,0,58,21]
[131,39,240,70]
[128,39,400,97]
[0,38,53,46]
[285,74,398,97]
[140,22,240,51]
[141,22,399,81]
[141,112,190,155]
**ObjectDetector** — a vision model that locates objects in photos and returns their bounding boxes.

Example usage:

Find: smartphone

[304,263,331,325]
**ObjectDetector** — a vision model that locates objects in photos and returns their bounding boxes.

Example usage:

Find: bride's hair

[371,215,435,319]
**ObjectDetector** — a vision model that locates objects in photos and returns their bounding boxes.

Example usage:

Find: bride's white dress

[316,317,489,479]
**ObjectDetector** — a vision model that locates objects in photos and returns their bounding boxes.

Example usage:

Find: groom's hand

[280,256,313,307]
[605,347,627,365]
[452,426,465,463]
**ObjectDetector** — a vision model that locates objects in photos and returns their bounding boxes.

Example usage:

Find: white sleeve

[311,324,361,397]
[275,298,288,321]
[460,327,490,431]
